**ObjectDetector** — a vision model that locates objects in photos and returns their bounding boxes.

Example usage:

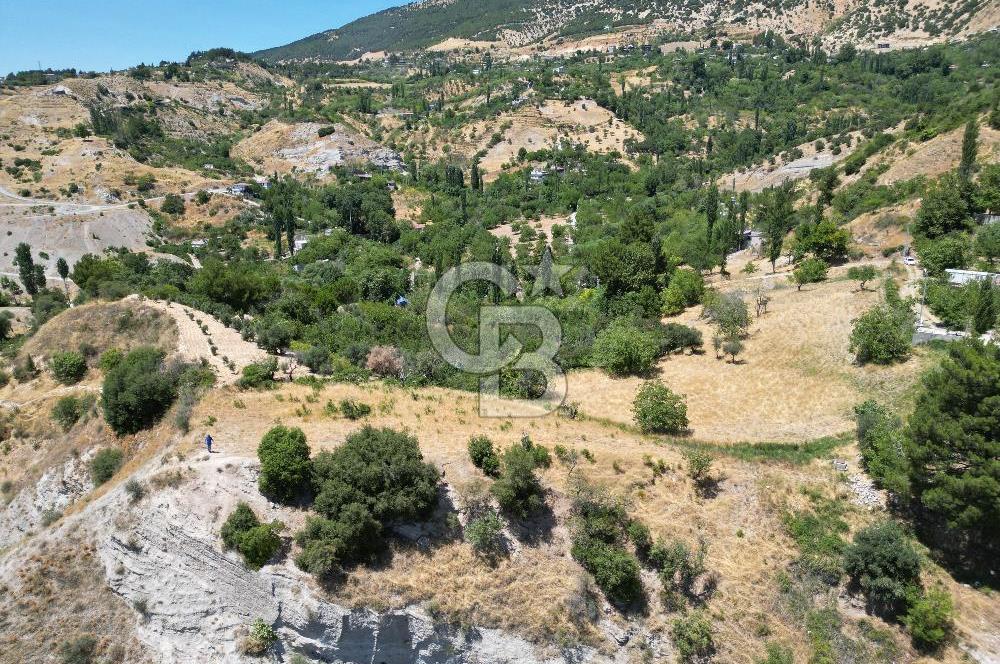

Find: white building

[945,269,1000,287]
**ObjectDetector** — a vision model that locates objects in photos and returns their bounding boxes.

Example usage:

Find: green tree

[101,347,178,435]
[792,257,828,291]
[847,265,878,291]
[958,119,979,182]
[970,279,997,334]
[257,425,312,503]
[160,193,185,215]
[633,380,688,434]
[56,257,69,296]
[591,318,660,376]
[468,435,500,476]
[975,223,1000,265]
[906,340,1000,563]
[849,304,913,365]
[915,174,969,238]
[758,184,794,272]
[661,268,705,315]
[14,242,39,297]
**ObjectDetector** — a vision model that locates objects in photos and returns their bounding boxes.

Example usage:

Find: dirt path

[142,299,268,384]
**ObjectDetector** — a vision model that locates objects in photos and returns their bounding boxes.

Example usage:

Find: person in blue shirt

[205,433,213,453]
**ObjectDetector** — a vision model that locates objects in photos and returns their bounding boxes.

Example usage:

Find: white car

[903,256,918,266]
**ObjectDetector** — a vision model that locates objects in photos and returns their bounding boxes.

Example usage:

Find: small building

[945,269,1000,287]
[529,168,549,183]
[877,43,891,50]
[975,212,1000,225]
[293,237,310,252]
[229,183,251,196]
[741,229,765,255]
[191,239,207,250]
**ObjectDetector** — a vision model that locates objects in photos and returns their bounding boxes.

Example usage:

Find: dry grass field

[569,272,928,443]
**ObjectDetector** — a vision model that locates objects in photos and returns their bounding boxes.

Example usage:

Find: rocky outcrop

[96,455,600,663]
[0,449,93,545]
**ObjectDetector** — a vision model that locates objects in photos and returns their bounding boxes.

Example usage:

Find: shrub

[904,588,954,651]
[51,351,87,385]
[51,395,85,431]
[257,426,312,503]
[222,502,261,549]
[852,400,910,496]
[626,520,652,559]
[124,478,145,502]
[365,345,403,378]
[237,357,278,390]
[685,451,713,486]
[59,635,97,664]
[339,398,371,420]
[569,485,645,604]
[99,348,124,372]
[101,347,178,435]
[239,524,283,569]
[90,447,124,486]
[671,611,716,663]
[661,323,703,354]
[661,268,705,315]
[160,193,185,215]
[465,510,506,559]
[243,618,277,655]
[13,355,39,381]
[41,508,62,526]
[843,520,921,618]
[491,444,545,517]
[633,380,688,434]
[650,537,708,606]
[296,427,439,580]
[591,318,660,376]
[759,643,794,664]
[849,304,913,365]
[468,435,500,476]
[572,539,643,604]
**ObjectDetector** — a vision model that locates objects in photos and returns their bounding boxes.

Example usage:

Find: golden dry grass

[0,534,150,663]
[180,370,998,663]
[22,299,177,364]
[569,274,928,443]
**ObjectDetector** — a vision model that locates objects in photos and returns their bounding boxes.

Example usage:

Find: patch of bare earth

[143,299,268,384]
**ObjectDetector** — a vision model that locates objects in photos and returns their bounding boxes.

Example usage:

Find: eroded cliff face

[3,451,607,663]
[0,448,94,546]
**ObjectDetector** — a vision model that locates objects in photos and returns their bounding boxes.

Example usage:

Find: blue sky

[0,0,401,76]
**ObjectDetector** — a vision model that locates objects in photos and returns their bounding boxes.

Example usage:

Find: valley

[0,3,998,664]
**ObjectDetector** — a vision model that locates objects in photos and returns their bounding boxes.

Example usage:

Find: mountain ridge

[255,0,999,62]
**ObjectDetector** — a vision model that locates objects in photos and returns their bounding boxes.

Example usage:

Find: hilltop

[256,0,999,63]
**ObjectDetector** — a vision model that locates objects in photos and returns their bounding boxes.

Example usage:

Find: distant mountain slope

[255,0,998,62]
